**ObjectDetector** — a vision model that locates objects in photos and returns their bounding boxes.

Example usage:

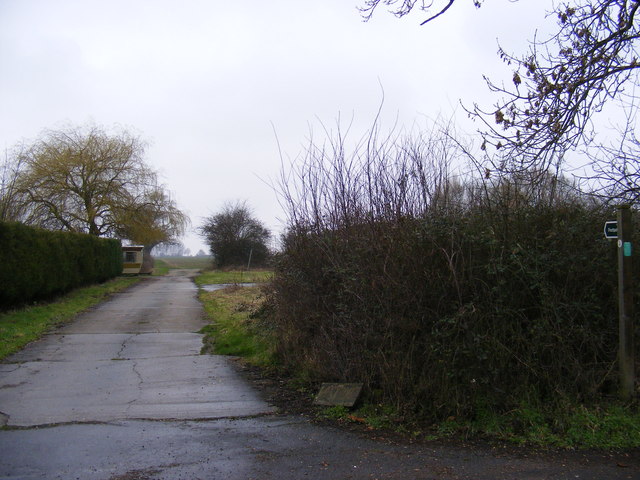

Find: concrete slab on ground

[0,271,274,427]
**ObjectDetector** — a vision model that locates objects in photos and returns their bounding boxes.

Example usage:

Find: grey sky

[0,0,553,253]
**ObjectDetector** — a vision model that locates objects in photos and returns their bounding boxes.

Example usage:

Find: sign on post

[604,209,635,401]
[604,221,618,239]
[616,206,635,401]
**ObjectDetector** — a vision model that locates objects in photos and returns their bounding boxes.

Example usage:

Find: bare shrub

[270,117,619,419]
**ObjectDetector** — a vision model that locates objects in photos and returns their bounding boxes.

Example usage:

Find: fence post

[617,204,635,400]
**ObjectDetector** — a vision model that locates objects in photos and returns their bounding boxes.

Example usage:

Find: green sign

[604,221,618,239]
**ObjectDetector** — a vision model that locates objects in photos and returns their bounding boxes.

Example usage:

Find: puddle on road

[200,283,258,292]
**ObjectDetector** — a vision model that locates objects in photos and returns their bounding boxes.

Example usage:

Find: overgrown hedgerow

[270,203,622,419]
[267,123,635,421]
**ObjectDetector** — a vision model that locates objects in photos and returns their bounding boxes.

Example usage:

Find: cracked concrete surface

[0,271,274,427]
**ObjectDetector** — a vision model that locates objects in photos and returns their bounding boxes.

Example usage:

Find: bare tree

[360,0,482,25]
[587,116,640,203]
[362,1,640,197]
[473,0,640,178]
[152,242,188,257]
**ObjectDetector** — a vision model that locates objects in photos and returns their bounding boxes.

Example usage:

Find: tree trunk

[140,245,155,274]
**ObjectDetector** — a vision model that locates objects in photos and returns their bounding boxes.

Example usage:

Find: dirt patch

[230,358,322,417]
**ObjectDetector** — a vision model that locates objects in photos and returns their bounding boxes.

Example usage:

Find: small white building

[122,245,144,274]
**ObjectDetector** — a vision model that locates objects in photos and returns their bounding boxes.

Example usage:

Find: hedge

[0,222,122,309]
[270,119,637,420]
[269,204,622,418]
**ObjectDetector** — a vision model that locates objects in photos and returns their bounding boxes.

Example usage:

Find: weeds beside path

[195,269,273,286]
[196,269,274,366]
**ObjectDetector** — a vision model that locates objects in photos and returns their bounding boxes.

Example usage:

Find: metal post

[617,205,635,400]
[247,248,253,271]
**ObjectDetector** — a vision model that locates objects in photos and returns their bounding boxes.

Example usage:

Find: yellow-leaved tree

[12,124,188,272]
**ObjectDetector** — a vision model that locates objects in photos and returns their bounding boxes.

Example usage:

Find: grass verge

[197,270,275,367]
[317,401,640,449]
[199,285,275,366]
[0,276,140,361]
[461,403,640,449]
[152,258,171,276]
[195,269,273,286]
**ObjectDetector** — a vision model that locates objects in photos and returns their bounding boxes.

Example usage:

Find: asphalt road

[0,270,638,480]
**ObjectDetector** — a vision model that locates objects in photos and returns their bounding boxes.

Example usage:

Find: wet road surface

[0,270,638,479]
[0,270,271,427]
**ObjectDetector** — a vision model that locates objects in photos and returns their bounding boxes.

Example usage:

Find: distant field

[154,256,213,273]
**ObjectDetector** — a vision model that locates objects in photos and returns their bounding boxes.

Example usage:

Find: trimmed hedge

[0,222,122,308]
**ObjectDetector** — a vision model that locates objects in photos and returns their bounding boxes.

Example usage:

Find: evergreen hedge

[0,222,122,308]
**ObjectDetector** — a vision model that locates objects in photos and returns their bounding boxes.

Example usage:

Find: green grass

[317,401,640,449]
[320,405,351,420]
[152,259,171,276]
[0,276,140,361]
[470,404,640,449]
[194,269,273,286]
[319,404,410,434]
[198,284,275,367]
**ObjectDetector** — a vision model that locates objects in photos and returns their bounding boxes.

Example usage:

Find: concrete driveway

[0,270,273,427]
[0,270,638,480]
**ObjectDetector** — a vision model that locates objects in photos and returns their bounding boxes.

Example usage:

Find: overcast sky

[0,0,554,253]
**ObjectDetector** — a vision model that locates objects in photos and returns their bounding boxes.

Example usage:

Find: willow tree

[0,147,26,222]
[13,124,188,269]
[16,125,155,235]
